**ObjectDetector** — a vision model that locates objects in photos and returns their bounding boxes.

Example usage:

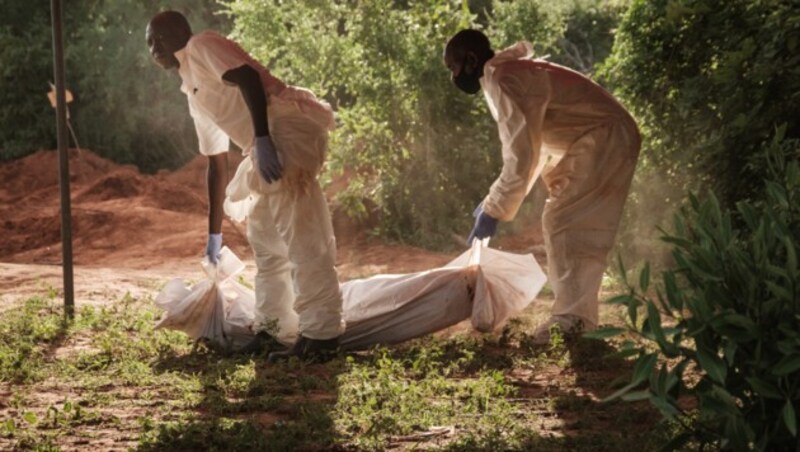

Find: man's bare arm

[207,153,228,234]
[223,64,269,137]
[223,64,282,183]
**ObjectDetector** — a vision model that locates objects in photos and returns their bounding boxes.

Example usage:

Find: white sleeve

[190,102,229,156]
[482,69,551,222]
[189,32,251,83]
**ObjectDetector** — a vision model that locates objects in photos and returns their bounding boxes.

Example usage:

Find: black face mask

[453,59,481,94]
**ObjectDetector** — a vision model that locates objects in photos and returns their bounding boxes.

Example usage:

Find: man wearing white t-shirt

[146,11,343,362]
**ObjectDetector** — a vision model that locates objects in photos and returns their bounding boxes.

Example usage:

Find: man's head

[146,11,192,70]
[444,29,495,94]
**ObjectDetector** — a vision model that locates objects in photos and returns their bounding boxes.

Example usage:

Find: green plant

[225,0,625,249]
[0,295,65,383]
[590,130,800,450]
[600,0,800,269]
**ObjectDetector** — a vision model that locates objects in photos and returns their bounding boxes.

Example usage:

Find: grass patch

[0,291,673,450]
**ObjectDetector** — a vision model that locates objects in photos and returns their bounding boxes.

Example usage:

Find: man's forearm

[207,154,228,234]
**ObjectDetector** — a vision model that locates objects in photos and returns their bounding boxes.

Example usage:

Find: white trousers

[246,181,344,343]
[541,122,640,327]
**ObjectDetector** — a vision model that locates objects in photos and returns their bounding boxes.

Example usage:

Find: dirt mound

[74,168,145,203]
[0,148,452,270]
[144,181,208,214]
[0,212,62,257]
[0,149,117,203]
[0,149,250,268]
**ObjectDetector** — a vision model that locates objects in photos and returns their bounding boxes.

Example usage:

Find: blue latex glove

[206,233,223,265]
[255,135,283,183]
[466,204,498,246]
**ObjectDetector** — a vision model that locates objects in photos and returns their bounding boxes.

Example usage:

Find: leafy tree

[0,0,88,160]
[598,0,800,267]
[226,0,625,248]
[0,0,230,171]
[600,0,800,208]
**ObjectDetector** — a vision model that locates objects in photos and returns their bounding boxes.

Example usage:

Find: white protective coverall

[479,42,641,328]
[175,31,344,343]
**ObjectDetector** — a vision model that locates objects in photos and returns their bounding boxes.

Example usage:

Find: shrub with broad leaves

[589,128,800,450]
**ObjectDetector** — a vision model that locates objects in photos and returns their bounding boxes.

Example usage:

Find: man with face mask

[444,29,640,344]
[146,11,344,361]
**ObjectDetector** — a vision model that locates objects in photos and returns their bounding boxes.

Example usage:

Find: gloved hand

[206,233,223,265]
[466,204,498,246]
[255,135,283,183]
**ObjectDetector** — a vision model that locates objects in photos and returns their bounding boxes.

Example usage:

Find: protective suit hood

[481,41,535,121]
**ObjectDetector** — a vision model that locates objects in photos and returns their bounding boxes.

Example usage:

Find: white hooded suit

[479,42,640,327]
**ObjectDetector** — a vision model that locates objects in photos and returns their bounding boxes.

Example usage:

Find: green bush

[226,0,625,248]
[0,0,230,172]
[602,0,800,205]
[599,0,800,268]
[591,128,800,450]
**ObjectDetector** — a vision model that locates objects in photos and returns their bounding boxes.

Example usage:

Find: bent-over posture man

[146,11,343,361]
[444,29,640,344]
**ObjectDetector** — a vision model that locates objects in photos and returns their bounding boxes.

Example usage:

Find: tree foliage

[0,0,628,247]
[225,0,625,247]
[600,0,800,207]
[0,0,229,171]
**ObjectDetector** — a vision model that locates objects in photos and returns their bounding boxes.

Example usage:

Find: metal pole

[50,0,75,320]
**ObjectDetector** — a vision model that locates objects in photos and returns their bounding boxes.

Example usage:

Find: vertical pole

[50,0,75,320]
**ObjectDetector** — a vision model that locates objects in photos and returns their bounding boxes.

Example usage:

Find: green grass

[0,291,675,450]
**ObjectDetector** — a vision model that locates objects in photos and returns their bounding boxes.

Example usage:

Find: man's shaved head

[148,11,192,38]
[443,29,494,94]
[146,10,192,70]
[444,29,493,64]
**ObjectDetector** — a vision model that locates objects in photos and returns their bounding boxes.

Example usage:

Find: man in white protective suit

[146,11,343,361]
[444,29,640,344]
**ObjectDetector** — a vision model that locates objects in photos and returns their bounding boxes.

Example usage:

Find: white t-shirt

[174,31,286,156]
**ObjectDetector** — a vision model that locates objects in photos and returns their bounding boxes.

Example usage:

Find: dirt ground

[0,149,462,302]
[1,150,665,451]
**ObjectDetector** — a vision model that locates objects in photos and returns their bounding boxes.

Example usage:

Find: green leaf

[640,262,651,292]
[773,354,800,376]
[766,181,789,208]
[650,395,681,418]
[621,390,651,401]
[784,400,797,437]
[632,353,658,385]
[602,381,639,402]
[654,364,669,396]
[627,295,640,326]
[722,314,758,336]
[606,294,634,306]
[617,254,629,287]
[4,418,14,434]
[746,377,783,399]
[663,272,682,311]
[646,303,675,356]
[737,202,758,229]
[785,236,798,275]
[583,327,625,340]
[695,347,727,384]
[766,281,793,301]
[22,412,37,425]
